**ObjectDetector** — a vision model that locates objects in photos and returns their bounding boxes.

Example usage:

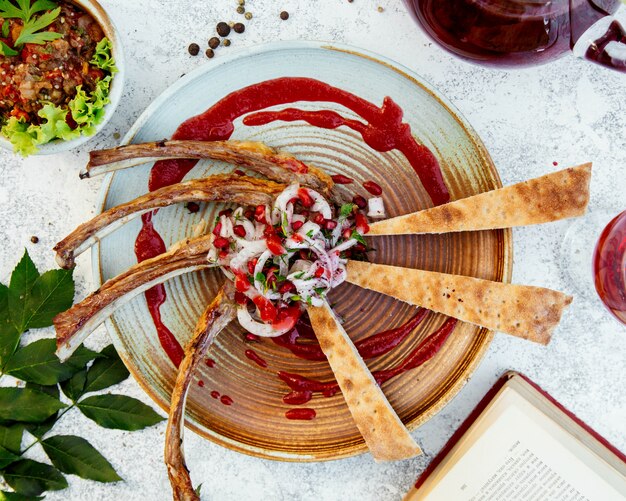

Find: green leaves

[1,250,74,360]
[0,251,162,498]
[0,388,65,423]
[4,339,76,385]
[3,459,67,496]
[78,395,164,431]
[82,344,129,393]
[41,435,121,483]
[0,0,62,47]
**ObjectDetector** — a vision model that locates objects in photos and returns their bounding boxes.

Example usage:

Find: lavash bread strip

[307,301,422,461]
[369,163,592,236]
[346,261,573,345]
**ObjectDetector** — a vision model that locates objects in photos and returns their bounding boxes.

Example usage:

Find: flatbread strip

[53,174,283,269]
[165,285,236,501]
[54,235,214,361]
[308,301,422,461]
[369,163,592,236]
[346,261,572,345]
[85,140,335,199]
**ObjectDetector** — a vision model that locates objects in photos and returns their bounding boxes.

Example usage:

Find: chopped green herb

[255,272,266,286]
[293,272,305,279]
[314,287,326,295]
[306,229,314,238]
[351,229,367,246]
[0,1,62,47]
[291,295,301,302]
[339,203,356,218]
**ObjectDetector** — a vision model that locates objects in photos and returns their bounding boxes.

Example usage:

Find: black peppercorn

[280,11,289,20]
[188,43,200,56]
[236,6,245,14]
[208,37,220,49]
[216,21,231,36]
[223,38,231,47]
[186,202,200,213]
[30,236,39,244]
[206,48,214,58]
[233,22,245,33]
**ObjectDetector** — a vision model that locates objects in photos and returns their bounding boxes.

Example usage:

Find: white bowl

[0,0,125,155]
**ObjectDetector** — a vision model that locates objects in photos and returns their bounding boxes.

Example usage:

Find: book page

[419,388,626,501]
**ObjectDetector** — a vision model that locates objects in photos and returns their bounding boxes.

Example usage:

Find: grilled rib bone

[54,235,215,360]
[85,139,335,198]
[53,175,283,269]
[165,285,236,501]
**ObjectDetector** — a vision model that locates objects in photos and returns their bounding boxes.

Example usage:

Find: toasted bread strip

[346,261,572,345]
[369,163,591,236]
[308,301,422,461]
[85,140,336,199]
[165,285,236,501]
[53,174,283,269]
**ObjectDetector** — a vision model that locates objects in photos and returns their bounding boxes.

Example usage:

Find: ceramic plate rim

[92,40,513,462]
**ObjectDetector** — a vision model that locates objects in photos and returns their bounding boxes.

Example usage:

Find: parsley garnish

[255,272,266,286]
[0,0,62,50]
[306,229,314,238]
[339,203,356,218]
[351,229,367,245]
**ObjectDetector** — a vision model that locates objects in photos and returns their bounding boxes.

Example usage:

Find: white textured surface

[1,1,625,500]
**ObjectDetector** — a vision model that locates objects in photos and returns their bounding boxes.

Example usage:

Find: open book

[405,372,626,501]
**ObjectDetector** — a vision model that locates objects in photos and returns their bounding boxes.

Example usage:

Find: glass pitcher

[403,0,626,71]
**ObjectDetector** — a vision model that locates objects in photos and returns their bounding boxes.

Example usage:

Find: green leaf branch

[0,250,165,497]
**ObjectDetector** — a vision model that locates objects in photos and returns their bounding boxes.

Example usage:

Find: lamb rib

[85,139,336,198]
[165,285,236,501]
[53,174,283,269]
[54,235,215,361]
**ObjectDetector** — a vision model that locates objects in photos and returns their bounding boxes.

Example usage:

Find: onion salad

[207,184,382,338]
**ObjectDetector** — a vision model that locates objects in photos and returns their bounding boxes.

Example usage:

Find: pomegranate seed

[247,258,258,275]
[234,292,248,305]
[331,174,354,184]
[233,225,246,237]
[212,222,222,237]
[298,188,314,208]
[312,213,324,224]
[292,233,304,243]
[353,195,367,209]
[233,169,245,176]
[218,250,229,259]
[278,281,296,293]
[266,234,286,255]
[186,202,200,213]
[213,236,229,249]
[342,228,352,240]
[254,205,266,223]
[292,220,304,231]
[362,180,383,196]
[219,208,233,217]
[300,210,309,218]
[244,209,254,219]
[314,267,325,278]
[299,249,310,260]
[354,243,367,252]
[324,219,338,230]
[355,212,370,234]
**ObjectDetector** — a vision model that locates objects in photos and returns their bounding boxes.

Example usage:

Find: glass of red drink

[593,210,626,324]
[403,0,626,71]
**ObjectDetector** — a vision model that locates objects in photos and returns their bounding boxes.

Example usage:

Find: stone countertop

[1,1,625,500]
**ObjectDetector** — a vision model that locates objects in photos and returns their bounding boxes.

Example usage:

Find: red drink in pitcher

[404,0,625,70]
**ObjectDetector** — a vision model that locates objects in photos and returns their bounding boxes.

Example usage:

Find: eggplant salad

[0,0,117,155]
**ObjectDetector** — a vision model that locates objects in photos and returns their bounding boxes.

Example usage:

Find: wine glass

[562,210,626,325]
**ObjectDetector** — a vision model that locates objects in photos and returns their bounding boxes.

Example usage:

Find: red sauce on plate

[245,349,268,368]
[132,77,452,418]
[285,408,317,420]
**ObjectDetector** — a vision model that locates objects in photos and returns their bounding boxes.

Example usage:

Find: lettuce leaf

[1,38,116,156]
[90,37,117,74]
